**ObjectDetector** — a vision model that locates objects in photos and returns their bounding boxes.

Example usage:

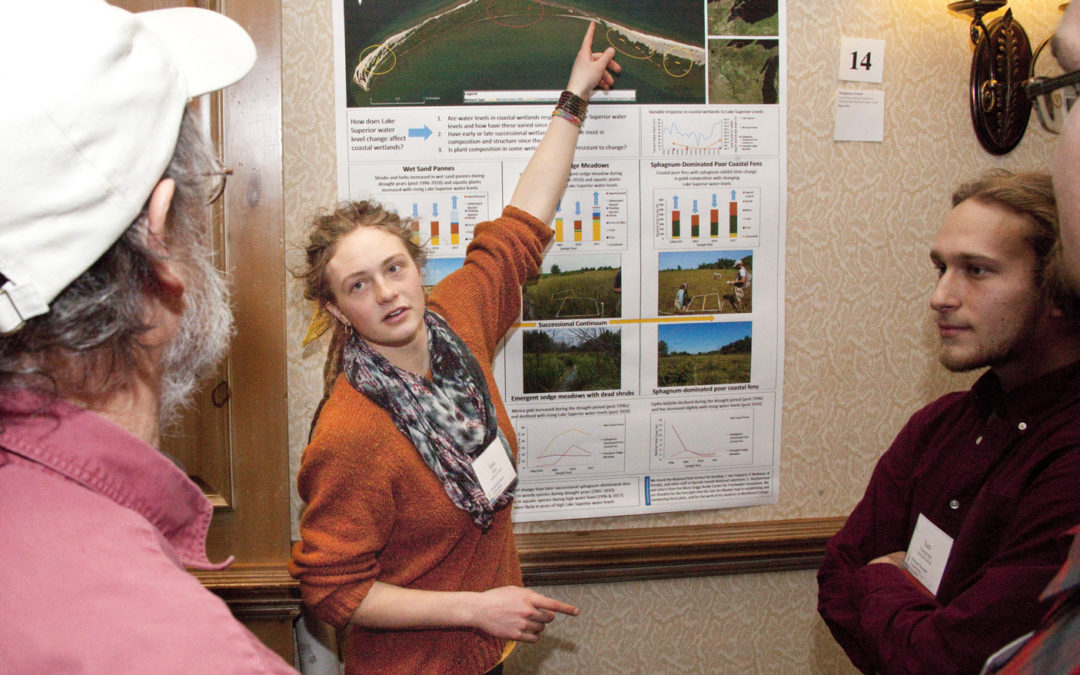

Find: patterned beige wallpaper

[282,0,1063,671]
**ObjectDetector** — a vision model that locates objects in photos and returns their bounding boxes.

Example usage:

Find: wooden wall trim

[193,563,301,621]
[194,563,297,590]
[517,516,845,586]
[214,517,845,613]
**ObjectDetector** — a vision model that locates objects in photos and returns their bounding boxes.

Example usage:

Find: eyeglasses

[204,158,233,205]
[1023,69,1080,134]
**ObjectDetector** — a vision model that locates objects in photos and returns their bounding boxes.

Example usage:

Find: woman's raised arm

[507,21,620,224]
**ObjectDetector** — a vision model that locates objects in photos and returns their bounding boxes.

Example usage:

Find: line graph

[654,118,733,155]
[659,119,727,153]
[537,429,594,467]
[651,408,754,470]
[518,415,626,478]
[645,109,780,156]
[669,425,716,459]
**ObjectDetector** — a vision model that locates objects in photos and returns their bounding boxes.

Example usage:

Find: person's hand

[466,586,579,643]
[867,551,906,568]
[566,21,621,100]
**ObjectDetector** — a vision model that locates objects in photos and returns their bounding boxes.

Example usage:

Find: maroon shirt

[818,362,1080,675]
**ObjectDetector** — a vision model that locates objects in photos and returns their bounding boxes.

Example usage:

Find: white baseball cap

[0,0,256,334]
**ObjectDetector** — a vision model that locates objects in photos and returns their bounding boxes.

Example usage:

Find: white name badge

[473,437,516,506]
[904,513,954,596]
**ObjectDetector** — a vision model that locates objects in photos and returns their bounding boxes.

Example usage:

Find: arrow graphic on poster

[408,125,432,140]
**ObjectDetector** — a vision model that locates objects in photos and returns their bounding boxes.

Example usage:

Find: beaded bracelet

[557,90,588,116]
[552,108,584,127]
[554,90,588,127]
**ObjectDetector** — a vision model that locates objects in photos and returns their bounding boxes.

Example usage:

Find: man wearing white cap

[0,1,295,671]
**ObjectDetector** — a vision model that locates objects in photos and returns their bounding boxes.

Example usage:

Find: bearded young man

[817,171,1080,675]
[0,2,294,671]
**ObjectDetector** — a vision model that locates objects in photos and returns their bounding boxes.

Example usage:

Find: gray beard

[157,246,235,429]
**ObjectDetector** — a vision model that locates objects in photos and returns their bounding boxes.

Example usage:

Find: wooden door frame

[108,0,295,661]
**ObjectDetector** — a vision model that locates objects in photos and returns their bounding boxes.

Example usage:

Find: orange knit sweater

[290,207,552,675]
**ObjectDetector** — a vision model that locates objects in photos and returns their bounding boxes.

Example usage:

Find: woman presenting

[290,23,620,674]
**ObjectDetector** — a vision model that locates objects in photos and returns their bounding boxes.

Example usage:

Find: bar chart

[655,188,759,244]
[401,193,488,251]
[551,190,628,251]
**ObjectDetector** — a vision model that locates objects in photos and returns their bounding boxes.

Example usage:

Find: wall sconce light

[948,0,1033,154]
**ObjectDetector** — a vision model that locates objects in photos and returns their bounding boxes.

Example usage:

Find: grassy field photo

[708,38,778,104]
[523,327,621,393]
[524,254,621,320]
[707,0,778,37]
[657,250,752,315]
[657,321,751,387]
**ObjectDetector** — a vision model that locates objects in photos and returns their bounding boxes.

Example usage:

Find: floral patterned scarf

[341,309,514,531]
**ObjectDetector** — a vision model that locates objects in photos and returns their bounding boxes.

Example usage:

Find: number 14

[850,51,872,71]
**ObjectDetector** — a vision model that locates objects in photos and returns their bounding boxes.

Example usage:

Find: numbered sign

[838,37,884,84]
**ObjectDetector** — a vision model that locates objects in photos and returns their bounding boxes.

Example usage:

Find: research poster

[333,0,786,522]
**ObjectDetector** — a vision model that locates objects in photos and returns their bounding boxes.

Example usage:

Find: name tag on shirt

[473,437,516,505]
[904,513,954,596]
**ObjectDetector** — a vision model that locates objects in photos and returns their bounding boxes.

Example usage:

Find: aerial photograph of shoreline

[344,0,706,106]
